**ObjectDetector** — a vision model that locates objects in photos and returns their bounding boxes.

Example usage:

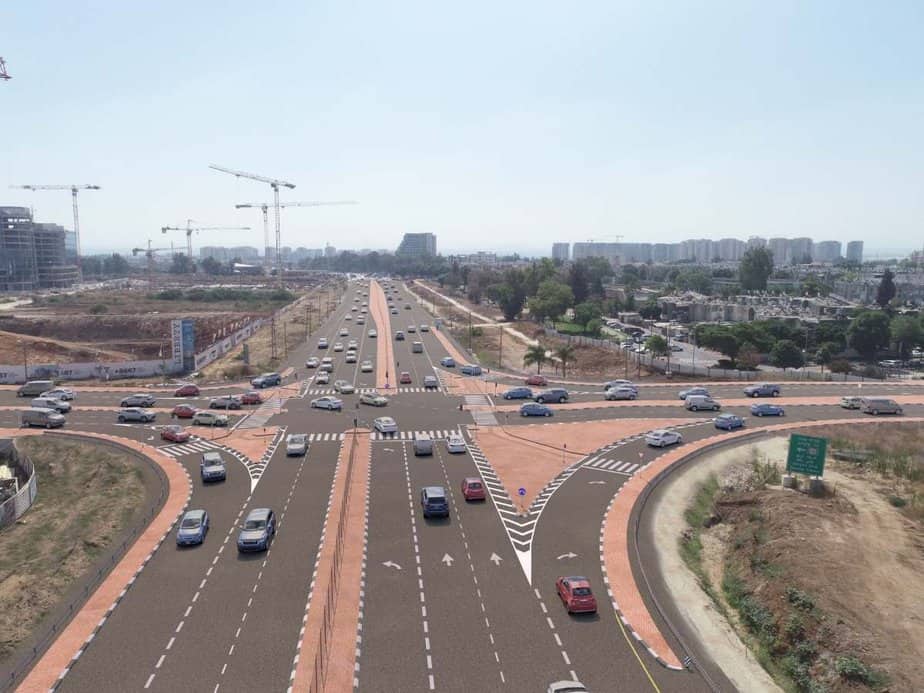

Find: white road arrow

[588,480,607,485]
[556,552,578,560]
[382,561,402,570]
[441,553,454,567]
[489,553,503,566]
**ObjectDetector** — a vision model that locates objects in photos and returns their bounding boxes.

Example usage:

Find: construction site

[0,206,79,292]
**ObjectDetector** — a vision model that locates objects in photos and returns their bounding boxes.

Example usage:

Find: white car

[311,396,343,411]
[348,340,358,350]
[315,371,330,385]
[344,314,352,321]
[345,352,357,363]
[41,387,77,401]
[339,328,349,337]
[373,416,398,434]
[305,357,320,368]
[446,433,466,454]
[333,342,344,352]
[645,429,683,448]
[360,361,373,373]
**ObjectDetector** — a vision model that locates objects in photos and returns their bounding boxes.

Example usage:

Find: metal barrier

[0,439,36,530]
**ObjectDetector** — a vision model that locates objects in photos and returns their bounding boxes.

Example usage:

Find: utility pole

[469,311,473,351]
[270,314,278,361]
[498,326,503,369]
[305,303,311,341]
[283,321,288,358]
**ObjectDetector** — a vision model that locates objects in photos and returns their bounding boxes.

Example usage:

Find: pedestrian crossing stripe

[304,432,346,442]
[581,458,640,475]
[304,387,441,395]
[158,439,220,456]
[370,429,462,441]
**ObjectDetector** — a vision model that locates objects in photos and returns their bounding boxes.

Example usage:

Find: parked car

[209,396,241,410]
[237,508,276,553]
[860,398,903,415]
[176,509,209,546]
[373,416,398,434]
[172,404,198,419]
[535,388,569,404]
[685,395,721,412]
[503,387,533,400]
[555,576,598,614]
[334,380,355,394]
[311,396,343,411]
[239,391,263,405]
[460,364,483,376]
[286,434,308,457]
[200,451,227,482]
[421,486,449,518]
[360,391,389,407]
[525,374,548,387]
[678,387,709,400]
[750,403,785,417]
[20,407,65,429]
[192,411,229,427]
[399,372,412,384]
[604,387,637,401]
[839,396,862,409]
[461,477,485,500]
[440,357,456,368]
[714,413,745,431]
[521,402,552,417]
[251,372,281,388]
[120,393,156,408]
[118,407,156,423]
[160,424,191,443]
[40,387,77,401]
[645,429,683,447]
[603,380,637,392]
[173,383,200,397]
[447,433,467,454]
[17,380,54,397]
[744,383,781,398]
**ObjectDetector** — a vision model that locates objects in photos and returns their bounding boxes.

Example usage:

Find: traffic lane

[216,440,341,693]
[404,442,506,690]
[372,395,469,437]
[434,445,571,689]
[146,428,315,692]
[0,388,253,409]
[59,442,252,692]
[360,442,431,692]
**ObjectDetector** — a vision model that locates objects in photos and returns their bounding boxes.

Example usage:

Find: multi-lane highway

[10,278,923,693]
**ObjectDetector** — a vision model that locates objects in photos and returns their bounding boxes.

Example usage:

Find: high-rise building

[717,238,746,261]
[747,236,767,250]
[572,242,621,263]
[396,233,437,257]
[0,207,78,291]
[552,243,570,262]
[768,238,791,266]
[813,240,842,263]
[846,241,864,264]
[324,244,338,258]
[790,237,813,264]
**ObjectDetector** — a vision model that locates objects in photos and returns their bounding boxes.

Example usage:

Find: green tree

[585,318,603,337]
[737,342,761,370]
[200,257,223,275]
[890,315,924,360]
[169,253,196,274]
[572,301,601,328]
[567,262,591,304]
[583,257,614,297]
[554,344,577,378]
[620,265,641,290]
[638,299,661,320]
[523,258,557,296]
[739,247,774,291]
[816,342,838,367]
[523,343,548,373]
[875,269,896,308]
[102,253,130,277]
[645,334,669,357]
[770,339,804,370]
[674,268,713,294]
[528,280,574,322]
[847,310,891,361]
[695,325,741,365]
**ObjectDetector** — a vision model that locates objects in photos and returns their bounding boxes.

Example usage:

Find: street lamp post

[18,340,29,380]
[468,311,473,352]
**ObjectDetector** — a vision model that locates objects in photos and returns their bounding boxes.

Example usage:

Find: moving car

[160,424,191,442]
[192,411,229,427]
[306,357,320,368]
[373,416,398,434]
[750,403,785,417]
[176,509,209,546]
[547,682,588,693]
[446,433,466,454]
[860,398,902,415]
[340,328,350,336]
[333,342,344,352]
[420,486,449,518]
[391,308,399,315]
[604,387,637,401]
[535,388,569,404]
[173,383,200,397]
[440,357,456,368]
[460,364,482,376]
[334,380,355,394]
[315,371,331,385]
[525,374,548,387]
[413,433,434,456]
[503,387,533,400]
[395,331,405,341]
[368,329,377,338]
[118,407,156,423]
[120,393,156,408]
[311,396,343,411]
[645,429,683,447]
[744,383,781,398]
[200,451,227,482]
[714,413,745,431]
[412,341,424,353]
[839,396,862,409]
[251,372,282,388]
[521,402,552,417]
[420,324,430,332]
[17,380,55,397]
[348,339,358,350]
[407,325,416,333]
[360,391,389,406]
[40,387,77,401]
[239,391,263,405]
[237,508,276,553]
[172,404,197,419]
[20,407,65,429]
[555,576,598,614]
[685,395,721,412]
[344,352,357,363]
[209,395,242,410]
[317,338,329,349]
[420,375,438,390]
[361,361,374,372]
[603,379,636,392]
[399,372,412,384]
[461,477,485,500]
[31,396,71,413]
[286,434,308,457]
[678,387,709,400]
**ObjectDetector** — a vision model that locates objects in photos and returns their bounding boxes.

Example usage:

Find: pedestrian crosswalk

[237,396,283,430]
[580,457,641,475]
[159,438,221,457]
[304,432,346,442]
[304,387,440,395]
[465,394,498,426]
[370,429,462,441]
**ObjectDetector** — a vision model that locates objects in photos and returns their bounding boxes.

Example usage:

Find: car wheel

[757,411,763,416]
[558,397,565,403]
[872,409,879,415]
[537,397,545,404]
[545,411,552,417]
[691,405,698,411]
[629,394,636,400]
[521,411,528,417]
[752,392,759,398]
[772,391,779,397]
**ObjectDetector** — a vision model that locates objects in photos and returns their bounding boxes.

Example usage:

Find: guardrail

[0,439,36,530]
[310,429,360,693]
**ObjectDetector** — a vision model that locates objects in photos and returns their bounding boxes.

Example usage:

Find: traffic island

[368,280,396,390]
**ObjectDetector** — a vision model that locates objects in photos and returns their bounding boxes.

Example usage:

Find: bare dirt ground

[0,437,148,667]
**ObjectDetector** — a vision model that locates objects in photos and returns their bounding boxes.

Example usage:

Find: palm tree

[555,344,577,379]
[523,344,547,373]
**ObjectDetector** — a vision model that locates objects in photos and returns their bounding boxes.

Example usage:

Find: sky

[3,1,924,258]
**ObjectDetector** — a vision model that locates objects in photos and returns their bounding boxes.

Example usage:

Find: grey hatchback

[237,508,276,553]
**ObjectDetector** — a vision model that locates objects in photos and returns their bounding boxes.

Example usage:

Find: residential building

[716,238,746,261]
[789,237,813,264]
[324,244,339,258]
[0,207,78,291]
[572,242,621,263]
[396,233,437,257]
[747,236,767,250]
[768,238,791,267]
[552,243,570,262]
[813,240,842,263]
[845,241,864,264]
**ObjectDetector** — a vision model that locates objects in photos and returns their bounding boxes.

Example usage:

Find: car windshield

[467,482,482,489]
[244,519,266,530]
[181,517,201,529]
[572,587,592,596]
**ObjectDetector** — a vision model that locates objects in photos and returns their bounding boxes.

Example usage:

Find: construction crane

[161,220,250,259]
[132,240,175,285]
[209,164,295,283]
[235,200,357,269]
[0,57,11,81]
[9,183,101,271]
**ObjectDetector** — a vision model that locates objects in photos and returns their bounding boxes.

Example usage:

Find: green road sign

[786,434,827,476]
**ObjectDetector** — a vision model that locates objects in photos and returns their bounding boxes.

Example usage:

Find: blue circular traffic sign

[518,487,526,497]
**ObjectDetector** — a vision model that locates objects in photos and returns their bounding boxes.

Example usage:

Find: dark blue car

[421,486,449,518]
[176,509,209,546]
[440,357,456,368]
[503,387,533,400]
[751,403,785,417]
[520,402,552,417]
[714,413,745,430]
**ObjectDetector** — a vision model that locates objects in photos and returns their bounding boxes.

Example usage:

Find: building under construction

[0,206,79,291]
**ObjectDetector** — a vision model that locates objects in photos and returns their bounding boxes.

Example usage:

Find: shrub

[786,587,816,611]
[888,495,907,508]
[835,655,870,682]
[89,303,108,314]
[783,613,806,641]
[828,358,851,374]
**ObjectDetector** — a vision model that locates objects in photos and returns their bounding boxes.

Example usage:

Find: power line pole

[270,314,278,361]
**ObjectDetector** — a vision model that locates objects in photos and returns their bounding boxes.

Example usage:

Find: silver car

[311,396,343,411]
[604,386,637,401]
[334,380,355,394]
[286,434,308,457]
[200,452,227,482]
[374,416,398,434]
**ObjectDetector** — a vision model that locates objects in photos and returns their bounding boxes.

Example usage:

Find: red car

[239,391,263,405]
[160,425,191,443]
[173,383,200,397]
[556,576,598,614]
[526,374,548,387]
[461,478,485,501]
[399,372,412,384]
[171,404,198,419]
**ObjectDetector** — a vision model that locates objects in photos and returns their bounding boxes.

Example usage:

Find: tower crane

[132,241,175,285]
[235,200,357,269]
[161,220,250,259]
[209,164,295,284]
[0,57,11,80]
[9,183,101,272]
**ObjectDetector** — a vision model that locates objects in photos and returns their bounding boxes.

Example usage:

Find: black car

[535,388,569,404]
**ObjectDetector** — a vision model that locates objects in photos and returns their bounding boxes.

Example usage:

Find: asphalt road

[21,277,920,693]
